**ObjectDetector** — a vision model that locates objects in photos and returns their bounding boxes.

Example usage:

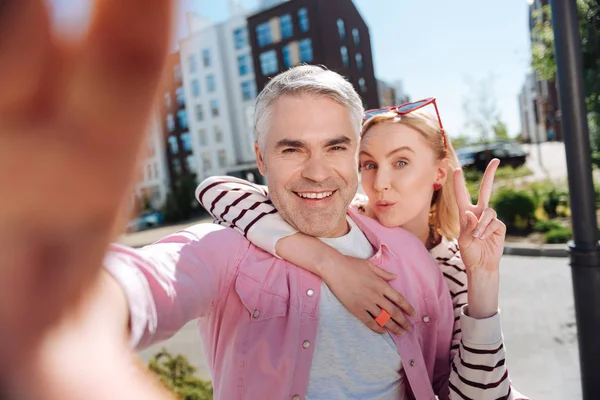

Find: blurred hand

[0,0,173,378]
[321,256,415,335]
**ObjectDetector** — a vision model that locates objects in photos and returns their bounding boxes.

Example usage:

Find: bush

[148,349,213,400]
[162,174,202,224]
[545,228,572,244]
[491,188,537,232]
[494,165,533,180]
[534,220,564,233]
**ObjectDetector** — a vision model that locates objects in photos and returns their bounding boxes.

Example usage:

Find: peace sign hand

[453,159,506,272]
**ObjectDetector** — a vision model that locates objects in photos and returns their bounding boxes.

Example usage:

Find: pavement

[135,256,583,400]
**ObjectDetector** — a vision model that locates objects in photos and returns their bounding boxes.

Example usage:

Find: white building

[519,73,547,143]
[134,111,170,210]
[179,11,261,184]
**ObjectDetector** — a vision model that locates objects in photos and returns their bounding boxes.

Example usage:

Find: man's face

[255,94,359,238]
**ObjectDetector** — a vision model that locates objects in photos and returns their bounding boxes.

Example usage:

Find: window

[177,109,188,129]
[256,22,272,47]
[196,104,204,122]
[189,55,197,73]
[172,158,182,175]
[181,132,192,152]
[174,65,182,82]
[207,74,216,92]
[259,50,278,76]
[352,28,360,46]
[298,8,309,32]
[238,54,253,76]
[166,114,175,132]
[191,79,200,97]
[282,44,292,68]
[241,80,257,101]
[234,27,248,49]
[186,155,197,173]
[355,53,363,72]
[359,77,367,92]
[202,49,211,67]
[164,93,171,109]
[145,164,151,181]
[299,39,313,63]
[340,46,349,67]
[218,150,227,168]
[176,86,185,106]
[198,129,207,146]
[337,19,346,40]
[168,135,179,154]
[153,163,158,179]
[280,14,293,39]
[214,125,223,143]
[211,99,220,117]
[202,152,212,171]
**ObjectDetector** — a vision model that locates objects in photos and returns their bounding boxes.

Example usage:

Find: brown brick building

[247,0,379,110]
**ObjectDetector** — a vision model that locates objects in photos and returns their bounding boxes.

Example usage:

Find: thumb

[369,264,397,281]
[462,210,479,237]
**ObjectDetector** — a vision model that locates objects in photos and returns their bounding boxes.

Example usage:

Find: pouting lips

[295,191,335,199]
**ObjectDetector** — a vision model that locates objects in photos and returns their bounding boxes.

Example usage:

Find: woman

[197,100,526,399]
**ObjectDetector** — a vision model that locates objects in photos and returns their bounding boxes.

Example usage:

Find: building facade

[247,0,380,110]
[179,13,263,184]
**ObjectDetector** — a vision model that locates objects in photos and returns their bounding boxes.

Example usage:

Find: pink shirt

[104,209,498,399]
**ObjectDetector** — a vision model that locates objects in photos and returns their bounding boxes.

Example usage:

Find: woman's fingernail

[472,230,481,238]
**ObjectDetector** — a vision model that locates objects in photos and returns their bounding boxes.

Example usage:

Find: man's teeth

[298,192,333,199]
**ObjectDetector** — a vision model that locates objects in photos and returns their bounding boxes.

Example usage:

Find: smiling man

[85,65,466,400]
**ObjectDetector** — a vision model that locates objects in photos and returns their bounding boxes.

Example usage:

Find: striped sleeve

[195,176,297,257]
[432,239,529,400]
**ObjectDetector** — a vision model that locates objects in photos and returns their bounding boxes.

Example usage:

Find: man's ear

[254,142,267,175]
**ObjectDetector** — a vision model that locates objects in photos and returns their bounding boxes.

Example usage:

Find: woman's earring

[433,183,442,191]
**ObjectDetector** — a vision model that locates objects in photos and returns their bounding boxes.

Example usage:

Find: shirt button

[409,360,415,367]
[423,315,430,323]
[302,340,310,349]
[252,310,260,319]
[306,289,314,297]
[292,396,300,400]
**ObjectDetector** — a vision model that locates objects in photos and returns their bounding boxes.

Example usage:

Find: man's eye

[330,146,347,151]
[282,148,298,154]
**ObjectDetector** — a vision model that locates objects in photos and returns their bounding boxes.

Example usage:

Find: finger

[0,0,53,117]
[64,0,174,134]
[369,264,397,281]
[365,310,387,334]
[480,219,506,240]
[472,207,497,238]
[383,287,415,317]
[459,210,479,244]
[452,168,471,217]
[378,298,412,334]
[477,158,500,209]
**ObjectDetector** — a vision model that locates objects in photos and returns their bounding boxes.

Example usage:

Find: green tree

[450,135,471,149]
[162,173,202,223]
[148,349,213,400]
[492,121,510,141]
[531,1,600,147]
[462,76,509,143]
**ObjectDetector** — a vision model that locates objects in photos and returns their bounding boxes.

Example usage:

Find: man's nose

[301,153,333,183]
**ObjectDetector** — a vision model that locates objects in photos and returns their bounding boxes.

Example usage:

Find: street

[523,141,569,181]
[137,255,582,400]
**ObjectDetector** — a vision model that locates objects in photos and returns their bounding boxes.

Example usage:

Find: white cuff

[460,306,503,345]
[246,215,298,258]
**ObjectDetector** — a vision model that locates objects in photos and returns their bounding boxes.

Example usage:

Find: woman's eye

[362,162,376,170]
[395,160,408,168]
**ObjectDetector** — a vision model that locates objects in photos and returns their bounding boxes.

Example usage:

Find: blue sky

[49,0,533,140]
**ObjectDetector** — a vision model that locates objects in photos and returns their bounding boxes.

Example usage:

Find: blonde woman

[197,98,526,399]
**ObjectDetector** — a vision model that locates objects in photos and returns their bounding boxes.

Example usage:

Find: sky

[48,0,533,140]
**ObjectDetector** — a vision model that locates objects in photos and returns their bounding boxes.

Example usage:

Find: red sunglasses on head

[363,97,447,150]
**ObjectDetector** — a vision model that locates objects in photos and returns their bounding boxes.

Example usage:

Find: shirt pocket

[235,272,290,322]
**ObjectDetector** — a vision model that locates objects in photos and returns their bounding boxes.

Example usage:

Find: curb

[503,242,568,258]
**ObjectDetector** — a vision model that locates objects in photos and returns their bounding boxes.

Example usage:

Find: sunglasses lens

[364,109,389,119]
[396,99,429,113]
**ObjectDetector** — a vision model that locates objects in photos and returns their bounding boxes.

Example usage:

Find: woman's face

[359,121,447,229]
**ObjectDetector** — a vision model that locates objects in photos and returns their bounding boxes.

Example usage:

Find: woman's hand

[453,159,506,318]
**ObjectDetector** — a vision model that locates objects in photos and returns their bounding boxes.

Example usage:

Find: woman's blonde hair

[361,110,460,240]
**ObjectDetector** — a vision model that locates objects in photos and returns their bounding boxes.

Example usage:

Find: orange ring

[375,309,391,327]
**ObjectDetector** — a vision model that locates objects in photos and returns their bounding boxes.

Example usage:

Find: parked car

[126,211,164,233]
[456,142,528,171]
